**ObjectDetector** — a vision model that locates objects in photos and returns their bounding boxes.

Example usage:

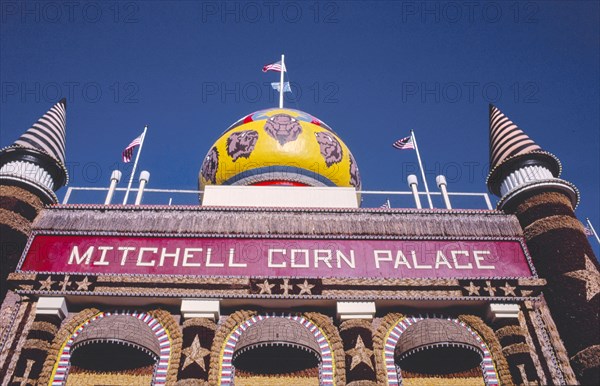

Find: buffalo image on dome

[264,114,303,145]
[200,146,219,184]
[315,131,343,167]
[349,152,360,187]
[226,130,259,162]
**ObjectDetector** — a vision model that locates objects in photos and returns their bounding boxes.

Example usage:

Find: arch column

[176,317,216,385]
[9,297,66,385]
[487,303,541,385]
[340,319,377,386]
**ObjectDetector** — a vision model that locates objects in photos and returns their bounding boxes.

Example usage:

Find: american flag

[393,136,415,150]
[122,134,143,162]
[262,60,286,73]
[380,200,391,209]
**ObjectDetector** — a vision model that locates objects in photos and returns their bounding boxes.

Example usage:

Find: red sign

[19,234,534,278]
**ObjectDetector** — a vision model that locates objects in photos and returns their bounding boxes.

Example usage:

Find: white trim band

[500,165,554,197]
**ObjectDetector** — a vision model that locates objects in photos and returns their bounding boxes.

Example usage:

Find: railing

[359,190,493,210]
[61,186,494,209]
[61,187,202,205]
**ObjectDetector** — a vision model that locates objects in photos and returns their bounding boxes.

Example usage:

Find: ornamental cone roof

[486,104,561,196]
[0,98,69,188]
[14,98,67,165]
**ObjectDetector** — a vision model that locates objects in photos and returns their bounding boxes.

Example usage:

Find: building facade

[0,101,598,385]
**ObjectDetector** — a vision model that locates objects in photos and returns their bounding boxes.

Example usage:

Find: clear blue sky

[1,1,598,255]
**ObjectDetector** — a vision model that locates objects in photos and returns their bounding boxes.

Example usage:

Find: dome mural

[199,108,361,191]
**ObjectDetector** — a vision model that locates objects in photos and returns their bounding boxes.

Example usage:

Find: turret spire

[486,104,561,197]
[489,104,542,168]
[0,99,69,203]
[13,98,67,165]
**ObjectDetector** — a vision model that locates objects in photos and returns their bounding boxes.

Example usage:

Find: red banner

[19,234,534,278]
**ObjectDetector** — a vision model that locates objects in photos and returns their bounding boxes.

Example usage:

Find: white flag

[271,82,292,93]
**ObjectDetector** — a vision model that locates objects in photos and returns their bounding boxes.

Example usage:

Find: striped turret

[489,104,543,170]
[487,104,565,198]
[487,105,599,385]
[0,99,69,298]
[0,98,68,203]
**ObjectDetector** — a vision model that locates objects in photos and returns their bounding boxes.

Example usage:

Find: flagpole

[586,218,600,245]
[410,129,433,209]
[123,125,147,205]
[279,54,285,108]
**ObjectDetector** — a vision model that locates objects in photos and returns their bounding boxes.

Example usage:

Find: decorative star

[484,281,496,296]
[257,279,275,294]
[181,335,210,371]
[500,282,517,296]
[280,279,293,295]
[346,335,374,370]
[38,276,55,291]
[75,276,92,291]
[464,281,481,295]
[564,254,600,302]
[297,280,315,295]
[58,275,72,291]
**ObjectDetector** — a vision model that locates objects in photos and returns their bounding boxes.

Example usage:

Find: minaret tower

[487,104,599,385]
[0,99,68,299]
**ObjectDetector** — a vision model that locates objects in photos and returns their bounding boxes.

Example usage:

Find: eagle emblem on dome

[226,130,259,161]
[315,132,343,167]
[264,114,302,145]
[201,146,219,184]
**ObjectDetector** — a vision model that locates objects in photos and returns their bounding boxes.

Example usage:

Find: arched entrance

[219,314,335,385]
[383,316,499,386]
[49,310,171,386]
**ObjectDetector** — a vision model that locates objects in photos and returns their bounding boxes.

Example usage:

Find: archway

[219,314,335,385]
[49,310,171,385]
[383,315,499,386]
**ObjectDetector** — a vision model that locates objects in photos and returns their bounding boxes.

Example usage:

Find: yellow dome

[199,108,361,190]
